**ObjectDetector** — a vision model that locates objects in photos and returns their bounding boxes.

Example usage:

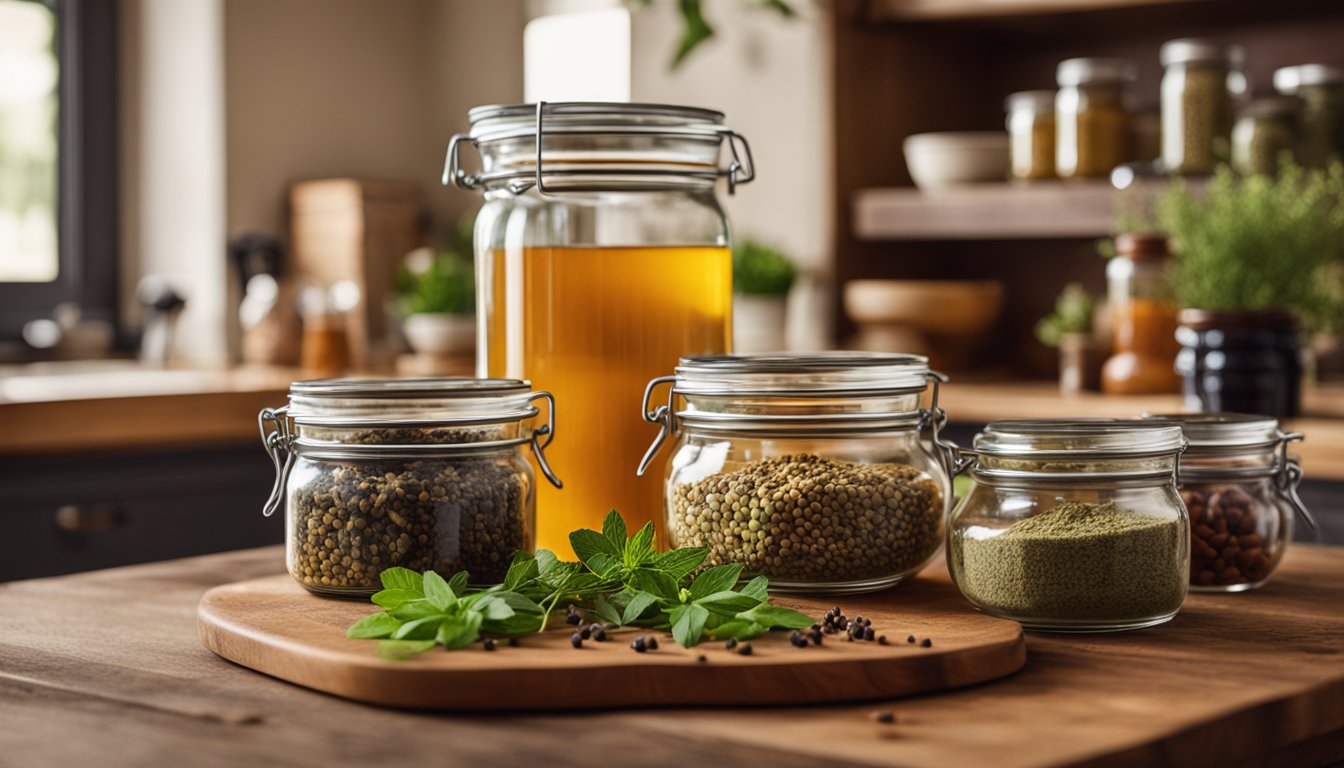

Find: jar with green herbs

[1056,58,1136,179]
[1232,97,1301,176]
[1006,90,1057,180]
[1273,64,1344,169]
[944,420,1190,631]
[1160,39,1234,175]
[1144,413,1316,592]
[259,378,562,597]
[639,353,953,594]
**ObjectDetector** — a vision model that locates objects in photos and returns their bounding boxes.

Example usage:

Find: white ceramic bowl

[402,313,476,356]
[902,132,1011,190]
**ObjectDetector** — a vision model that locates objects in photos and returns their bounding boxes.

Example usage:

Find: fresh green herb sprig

[346,510,813,658]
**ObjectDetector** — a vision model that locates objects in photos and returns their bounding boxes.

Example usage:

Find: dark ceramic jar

[1174,309,1301,418]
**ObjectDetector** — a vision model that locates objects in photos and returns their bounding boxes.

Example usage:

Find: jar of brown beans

[1144,413,1316,592]
[259,378,562,597]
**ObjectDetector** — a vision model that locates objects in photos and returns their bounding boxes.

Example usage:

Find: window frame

[0,0,119,341]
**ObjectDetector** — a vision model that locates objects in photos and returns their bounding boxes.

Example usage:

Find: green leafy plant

[733,238,797,296]
[347,510,813,658]
[395,218,475,316]
[1035,283,1095,348]
[632,0,797,70]
[1156,162,1344,328]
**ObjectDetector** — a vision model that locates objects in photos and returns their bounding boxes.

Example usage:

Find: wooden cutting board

[198,573,1025,711]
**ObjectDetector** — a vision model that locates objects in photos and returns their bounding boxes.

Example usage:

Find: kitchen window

[0,0,118,343]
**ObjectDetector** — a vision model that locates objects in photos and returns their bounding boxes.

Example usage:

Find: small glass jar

[1232,97,1301,176]
[945,419,1190,632]
[1144,413,1316,592]
[1273,64,1344,169]
[1102,233,1181,395]
[1006,90,1057,180]
[638,353,954,594]
[258,378,562,597]
[1160,39,1233,175]
[1056,58,1136,179]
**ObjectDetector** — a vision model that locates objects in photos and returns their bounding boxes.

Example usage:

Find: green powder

[954,501,1187,625]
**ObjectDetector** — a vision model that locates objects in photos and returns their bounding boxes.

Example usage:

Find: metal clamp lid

[444,101,755,196]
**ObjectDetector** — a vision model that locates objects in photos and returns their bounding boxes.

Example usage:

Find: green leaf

[694,590,762,616]
[447,571,470,597]
[763,0,796,17]
[739,604,813,630]
[390,600,440,622]
[371,588,422,610]
[379,567,423,594]
[657,547,708,581]
[476,595,516,621]
[593,595,623,626]
[690,563,743,600]
[504,551,539,590]
[586,552,623,580]
[601,509,628,548]
[437,612,484,649]
[570,528,621,566]
[708,620,766,642]
[672,0,714,70]
[631,568,680,601]
[622,591,661,625]
[347,612,401,639]
[422,570,456,612]
[669,602,710,648]
[392,616,444,640]
[624,522,656,566]
[376,639,436,659]
[738,576,768,603]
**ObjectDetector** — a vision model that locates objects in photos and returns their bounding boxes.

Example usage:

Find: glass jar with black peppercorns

[259,378,561,597]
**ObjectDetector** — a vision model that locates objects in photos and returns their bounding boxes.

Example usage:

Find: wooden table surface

[3,545,1343,768]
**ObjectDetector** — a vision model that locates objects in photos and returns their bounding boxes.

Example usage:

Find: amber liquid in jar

[486,245,732,557]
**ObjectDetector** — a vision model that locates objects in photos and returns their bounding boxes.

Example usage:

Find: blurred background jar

[1006,90,1057,181]
[1160,39,1234,175]
[1102,233,1181,395]
[1056,58,1136,179]
[1273,64,1344,169]
[1233,96,1301,176]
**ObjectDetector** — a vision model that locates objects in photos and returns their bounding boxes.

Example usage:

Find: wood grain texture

[196,575,1026,710]
[3,545,1343,767]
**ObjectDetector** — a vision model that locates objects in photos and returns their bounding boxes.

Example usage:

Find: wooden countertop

[941,380,1344,481]
[3,545,1341,767]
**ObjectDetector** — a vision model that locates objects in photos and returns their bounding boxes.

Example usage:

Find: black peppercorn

[579,627,591,640]
[872,711,896,724]
[565,613,581,625]
[878,636,888,645]
[570,632,583,649]
[920,638,932,648]
[593,627,607,642]
[482,638,496,651]
[697,654,708,663]
[907,635,916,644]
[631,636,648,653]
[725,638,738,650]
[647,637,659,651]
[507,637,519,647]
[863,627,875,641]
[738,643,753,656]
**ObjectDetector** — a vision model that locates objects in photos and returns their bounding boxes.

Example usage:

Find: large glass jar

[1056,58,1136,179]
[445,103,753,557]
[1102,232,1181,395]
[1160,39,1233,175]
[1144,413,1316,592]
[1274,64,1344,169]
[639,353,954,594]
[945,420,1190,632]
[1006,90,1057,180]
[1232,97,1301,176]
[258,378,561,597]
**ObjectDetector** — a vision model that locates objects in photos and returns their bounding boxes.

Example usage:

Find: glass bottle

[1102,233,1181,395]
[1160,39,1233,175]
[445,103,754,557]
[1006,90,1057,180]
[1273,64,1344,169]
[1232,97,1301,176]
[1056,58,1136,179]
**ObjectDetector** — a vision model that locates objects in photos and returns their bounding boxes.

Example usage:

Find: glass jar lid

[673,352,931,396]
[1274,64,1344,93]
[445,101,755,195]
[974,419,1185,458]
[1004,90,1055,113]
[1160,39,1230,67]
[1057,58,1137,87]
[286,378,537,428]
[1142,412,1283,452]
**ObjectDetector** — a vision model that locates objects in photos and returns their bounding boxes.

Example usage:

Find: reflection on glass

[0,0,59,283]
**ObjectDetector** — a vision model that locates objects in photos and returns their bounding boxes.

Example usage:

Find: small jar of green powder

[943,419,1190,632]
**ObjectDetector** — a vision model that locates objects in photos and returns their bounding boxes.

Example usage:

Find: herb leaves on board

[346,510,813,659]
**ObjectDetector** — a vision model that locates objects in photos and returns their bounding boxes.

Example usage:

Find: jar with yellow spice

[1160,39,1234,175]
[1006,90,1056,180]
[1056,58,1136,179]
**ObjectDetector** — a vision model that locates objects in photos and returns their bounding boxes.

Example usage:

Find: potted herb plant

[1156,162,1344,417]
[396,242,476,356]
[732,239,797,353]
[1036,283,1101,394]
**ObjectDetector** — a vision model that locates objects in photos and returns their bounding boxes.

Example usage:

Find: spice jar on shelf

[638,352,954,594]
[1273,64,1344,169]
[1143,413,1316,592]
[943,419,1190,632]
[1056,58,1136,179]
[1232,97,1301,177]
[258,378,562,597]
[1006,90,1057,180]
[1160,39,1234,175]
[1102,233,1181,395]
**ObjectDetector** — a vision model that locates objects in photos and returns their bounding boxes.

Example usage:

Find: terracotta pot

[1175,308,1301,418]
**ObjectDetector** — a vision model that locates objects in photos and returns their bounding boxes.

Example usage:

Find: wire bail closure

[258,406,294,518]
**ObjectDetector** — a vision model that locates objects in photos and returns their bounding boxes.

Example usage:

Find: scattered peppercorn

[482,638,496,651]
[907,635,916,644]
[809,629,823,646]
[570,632,583,649]
[872,711,896,724]
[725,638,738,650]
[647,637,659,651]
[507,637,519,647]
[920,638,932,648]
[631,636,648,653]
[878,636,889,645]
[863,626,875,641]
[579,627,592,640]
[738,643,753,656]
[592,627,607,642]
[565,613,581,626]
[697,654,708,663]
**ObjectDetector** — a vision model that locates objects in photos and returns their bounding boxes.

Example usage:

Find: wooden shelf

[853,182,1117,241]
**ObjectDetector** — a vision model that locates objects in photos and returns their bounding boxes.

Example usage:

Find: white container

[403,313,477,356]
[902,132,1011,190]
[733,294,788,353]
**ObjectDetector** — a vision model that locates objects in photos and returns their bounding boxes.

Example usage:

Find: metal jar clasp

[258,405,294,518]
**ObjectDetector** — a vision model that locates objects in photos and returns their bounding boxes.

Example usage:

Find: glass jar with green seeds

[259,378,562,598]
[942,419,1190,632]
[1160,39,1234,175]
[1273,64,1344,169]
[638,353,956,594]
